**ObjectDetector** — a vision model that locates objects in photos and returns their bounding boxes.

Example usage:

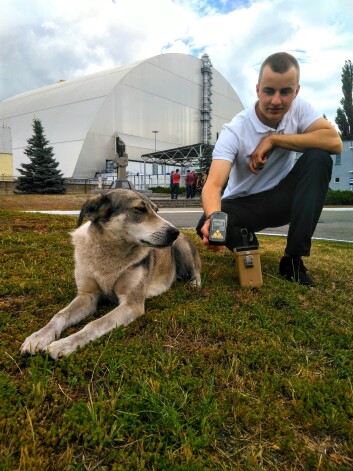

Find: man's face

[256,65,300,128]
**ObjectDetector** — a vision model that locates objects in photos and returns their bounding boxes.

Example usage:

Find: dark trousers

[171,183,179,199]
[196,149,333,256]
[186,184,193,198]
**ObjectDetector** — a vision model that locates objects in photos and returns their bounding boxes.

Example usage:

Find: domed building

[0,53,244,179]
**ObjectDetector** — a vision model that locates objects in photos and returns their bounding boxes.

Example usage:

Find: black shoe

[279,256,314,287]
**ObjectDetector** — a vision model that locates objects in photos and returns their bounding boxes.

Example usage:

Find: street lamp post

[152,130,158,151]
[152,130,159,184]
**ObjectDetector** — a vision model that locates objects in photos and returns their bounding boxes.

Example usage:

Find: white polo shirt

[213,96,321,199]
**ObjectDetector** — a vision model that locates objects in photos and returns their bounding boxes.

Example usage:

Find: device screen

[212,218,225,230]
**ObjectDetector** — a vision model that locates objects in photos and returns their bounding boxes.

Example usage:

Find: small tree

[17,118,66,194]
[199,143,214,175]
[335,60,353,141]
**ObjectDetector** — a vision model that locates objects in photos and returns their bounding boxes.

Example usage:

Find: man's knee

[299,148,333,172]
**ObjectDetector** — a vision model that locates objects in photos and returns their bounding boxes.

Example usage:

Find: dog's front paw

[20,327,57,356]
[46,338,78,360]
[190,278,201,288]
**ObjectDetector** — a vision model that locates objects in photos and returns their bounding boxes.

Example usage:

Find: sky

[1,0,352,125]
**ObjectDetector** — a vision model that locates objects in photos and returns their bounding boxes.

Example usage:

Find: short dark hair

[258,52,300,83]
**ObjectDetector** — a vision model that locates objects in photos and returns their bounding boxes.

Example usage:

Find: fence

[0,174,175,195]
[128,174,173,190]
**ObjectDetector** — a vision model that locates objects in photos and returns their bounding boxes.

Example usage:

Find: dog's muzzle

[141,226,180,247]
[157,226,180,246]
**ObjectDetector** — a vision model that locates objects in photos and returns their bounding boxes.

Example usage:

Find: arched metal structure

[0,53,244,178]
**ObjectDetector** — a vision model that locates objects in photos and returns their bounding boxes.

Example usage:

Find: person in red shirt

[191,170,198,198]
[171,169,181,199]
[185,170,194,199]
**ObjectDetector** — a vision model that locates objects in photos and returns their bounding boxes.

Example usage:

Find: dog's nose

[168,226,180,241]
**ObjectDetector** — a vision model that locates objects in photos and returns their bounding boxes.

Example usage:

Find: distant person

[191,170,198,198]
[170,171,174,198]
[196,51,342,286]
[185,170,194,199]
[171,169,180,199]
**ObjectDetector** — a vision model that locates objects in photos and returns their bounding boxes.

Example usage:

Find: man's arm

[200,160,232,248]
[249,118,343,174]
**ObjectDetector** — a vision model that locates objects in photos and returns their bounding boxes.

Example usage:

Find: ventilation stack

[200,53,213,145]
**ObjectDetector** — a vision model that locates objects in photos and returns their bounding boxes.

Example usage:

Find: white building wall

[0,61,139,177]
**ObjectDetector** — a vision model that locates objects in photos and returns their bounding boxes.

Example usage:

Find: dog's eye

[134,205,147,213]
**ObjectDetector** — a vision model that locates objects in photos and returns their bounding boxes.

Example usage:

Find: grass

[0,194,91,211]
[0,197,353,470]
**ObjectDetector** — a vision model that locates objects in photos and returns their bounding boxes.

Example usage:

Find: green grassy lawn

[0,210,352,470]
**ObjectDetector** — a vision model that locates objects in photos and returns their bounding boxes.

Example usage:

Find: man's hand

[249,135,274,174]
[200,218,225,252]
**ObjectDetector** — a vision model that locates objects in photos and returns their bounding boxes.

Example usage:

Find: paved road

[158,207,353,243]
[33,207,353,243]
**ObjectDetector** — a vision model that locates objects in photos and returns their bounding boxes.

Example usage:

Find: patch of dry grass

[0,194,91,211]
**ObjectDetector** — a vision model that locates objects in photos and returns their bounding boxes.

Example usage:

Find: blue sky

[174,0,252,15]
[1,0,352,124]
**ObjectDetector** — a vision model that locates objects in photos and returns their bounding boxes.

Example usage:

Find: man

[185,170,194,199]
[169,170,174,199]
[197,52,342,286]
[171,168,181,199]
[191,170,198,198]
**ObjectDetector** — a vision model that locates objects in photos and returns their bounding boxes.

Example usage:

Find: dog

[20,189,201,359]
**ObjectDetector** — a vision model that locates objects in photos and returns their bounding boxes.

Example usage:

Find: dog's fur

[20,189,201,359]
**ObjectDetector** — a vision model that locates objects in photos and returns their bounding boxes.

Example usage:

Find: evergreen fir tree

[16,118,66,194]
[199,143,214,175]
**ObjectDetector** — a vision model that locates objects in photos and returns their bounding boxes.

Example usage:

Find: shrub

[325,189,353,205]
[149,186,186,194]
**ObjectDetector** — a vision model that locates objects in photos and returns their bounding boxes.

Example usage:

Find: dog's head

[77,189,180,247]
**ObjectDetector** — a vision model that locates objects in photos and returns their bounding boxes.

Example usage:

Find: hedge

[325,189,353,205]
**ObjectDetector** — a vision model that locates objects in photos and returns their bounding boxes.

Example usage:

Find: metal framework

[141,143,208,167]
[141,54,214,169]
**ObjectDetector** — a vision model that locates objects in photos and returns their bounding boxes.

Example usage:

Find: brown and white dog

[20,189,201,359]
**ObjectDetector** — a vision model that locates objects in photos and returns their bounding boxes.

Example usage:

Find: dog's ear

[77,194,112,226]
[150,200,158,213]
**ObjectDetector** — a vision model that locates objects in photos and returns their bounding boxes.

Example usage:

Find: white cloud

[1,0,352,124]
